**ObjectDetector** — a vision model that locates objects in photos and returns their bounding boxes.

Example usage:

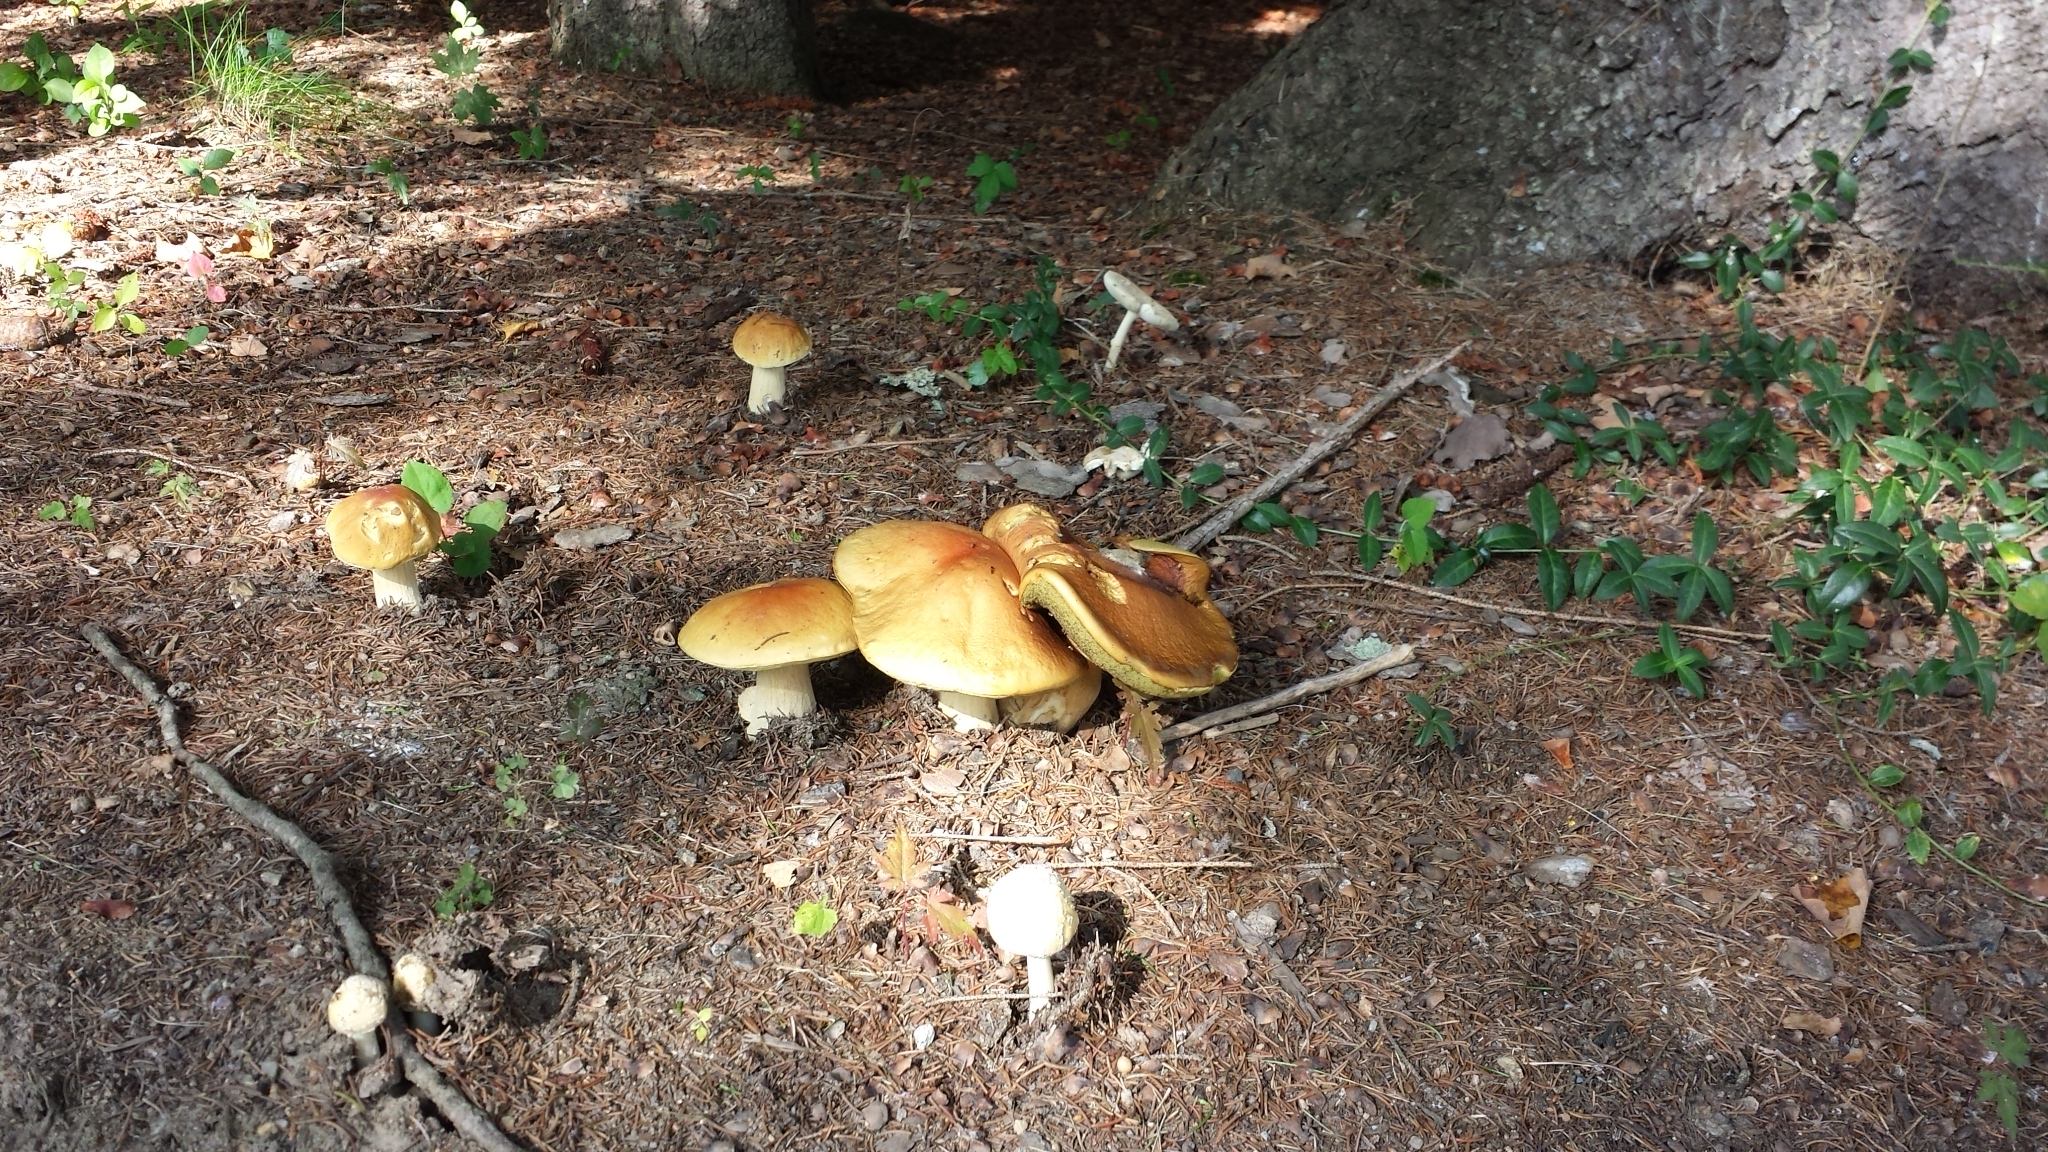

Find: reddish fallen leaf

[82,898,136,920]
[1987,761,2020,789]
[2021,875,2048,900]
[1794,867,1870,946]
[1540,737,1573,771]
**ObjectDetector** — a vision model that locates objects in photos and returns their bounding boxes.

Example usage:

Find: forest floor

[3,2,2047,1151]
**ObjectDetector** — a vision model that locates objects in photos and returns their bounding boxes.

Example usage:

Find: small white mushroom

[391,953,436,1008]
[284,449,324,492]
[984,864,1078,1016]
[1100,270,1180,373]
[326,973,389,1061]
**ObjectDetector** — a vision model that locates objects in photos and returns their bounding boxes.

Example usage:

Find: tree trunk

[1151,0,2046,302]
[549,0,818,98]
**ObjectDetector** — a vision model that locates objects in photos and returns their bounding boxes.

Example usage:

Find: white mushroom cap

[391,953,436,1010]
[984,864,1078,958]
[1101,270,1179,332]
[326,974,389,1037]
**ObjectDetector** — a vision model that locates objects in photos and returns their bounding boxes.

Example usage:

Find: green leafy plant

[674,1004,713,1041]
[1631,624,1710,698]
[549,758,580,800]
[898,173,933,201]
[1105,129,1133,149]
[36,494,95,530]
[1407,693,1456,750]
[791,900,838,937]
[366,157,411,205]
[177,147,235,196]
[1978,1020,2031,1136]
[432,862,494,918]
[737,163,775,192]
[169,7,351,133]
[398,460,508,577]
[493,754,530,823]
[784,112,805,139]
[451,83,499,125]
[1391,496,1446,574]
[60,43,146,136]
[145,459,200,505]
[510,82,547,160]
[560,690,603,743]
[89,272,147,336]
[965,152,1017,214]
[163,325,210,357]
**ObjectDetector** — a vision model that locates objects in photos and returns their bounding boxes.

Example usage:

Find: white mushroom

[1100,270,1180,373]
[326,973,389,1061]
[984,864,1078,1016]
[284,449,324,492]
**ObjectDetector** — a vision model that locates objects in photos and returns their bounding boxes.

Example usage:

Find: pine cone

[0,312,64,351]
[66,207,109,242]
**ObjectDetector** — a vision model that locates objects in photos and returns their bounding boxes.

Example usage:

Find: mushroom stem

[1103,309,1139,372]
[369,560,423,611]
[347,1028,382,1063]
[1024,955,1056,1015]
[934,690,999,732]
[736,663,817,736]
[746,364,789,414]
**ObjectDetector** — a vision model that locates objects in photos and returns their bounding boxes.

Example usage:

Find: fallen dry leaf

[919,767,965,797]
[1781,1012,1843,1037]
[1121,684,1164,772]
[921,889,978,946]
[499,317,544,340]
[228,333,268,358]
[1795,867,1871,946]
[761,859,800,889]
[1987,760,2020,789]
[82,898,136,920]
[1588,398,1629,430]
[1540,737,1574,771]
[225,224,275,260]
[1242,251,1298,280]
[156,233,205,265]
[2020,875,2048,900]
[874,825,927,893]
[451,127,494,145]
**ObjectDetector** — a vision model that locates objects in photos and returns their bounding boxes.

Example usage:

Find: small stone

[1776,938,1834,982]
[1526,854,1593,887]
[551,525,633,551]
[859,1101,889,1131]
[912,1022,935,1051]
[1825,798,1858,830]
[876,1132,914,1152]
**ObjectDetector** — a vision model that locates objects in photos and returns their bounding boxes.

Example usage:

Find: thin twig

[1308,569,1771,642]
[1160,645,1417,742]
[70,384,192,408]
[85,448,257,491]
[1042,859,1256,870]
[918,831,1071,846]
[1173,344,1466,553]
[82,624,527,1152]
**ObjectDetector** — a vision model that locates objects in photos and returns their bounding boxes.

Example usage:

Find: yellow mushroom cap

[833,520,1084,698]
[678,578,858,671]
[731,311,812,368]
[983,503,1237,698]
[326,485,442,571]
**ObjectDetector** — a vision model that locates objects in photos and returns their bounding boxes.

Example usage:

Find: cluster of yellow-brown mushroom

[675,504,1240,737]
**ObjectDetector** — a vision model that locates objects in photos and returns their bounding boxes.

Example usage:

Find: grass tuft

[169,3,357,134]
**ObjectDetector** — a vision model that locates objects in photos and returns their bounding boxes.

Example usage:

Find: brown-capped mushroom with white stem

[1100,270,1180,373]
[732,311,812,414]
[677,577,859,736]
[326,973,388,1062]
[984,864,1078,1016]
[326,485,443,611]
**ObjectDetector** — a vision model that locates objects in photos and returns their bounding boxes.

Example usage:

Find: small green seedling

[1105,129,1133,148]
[1978,1020,2030,1136]
[451,83,498,125]
[1407,693,1457,750]
[549,758,580,800]
[1392,496,1444,573]
[176,147,234,195]
[493,755,529,822]
[163,325,210,357]
[366,157,410,205]
[1631,624,1710,698]
[785,112,804,139]
[510,81,546,160]
[737,164,775,192]
[674,1004,713,1041]
[36,494,95,530]
[146,459,200,505]
[898,173,932,202]
[965,152,1016,214]
[560,690,603,743]
[91,272,146,336]
[791,901,837,937]
[432,862,494,918]
[54,43,147,136]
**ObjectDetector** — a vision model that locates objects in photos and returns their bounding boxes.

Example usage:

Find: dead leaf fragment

[1540,736,1574,771]
[225,223,276,260]
[82,898,136,920]
[921,889,978,945]
[1242,252,1298,280]
[761,859,800,889]
[1205,949,1251,982]
[874,825,927,893]
[228,333,269,358]
[1120,684,1164,772]
[1794,867,1870,946]
[919,767,965,797]
[1781,1012,1843,1037]
[451,127,495,145]
[1433,412,1513,471]
[499,317,544,340]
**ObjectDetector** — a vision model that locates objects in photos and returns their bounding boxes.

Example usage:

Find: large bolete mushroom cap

[678,577,858,735]
[984,503,1236,698]
[731,311,812,415]
[326,485,442,571]
[833,520,1084,727]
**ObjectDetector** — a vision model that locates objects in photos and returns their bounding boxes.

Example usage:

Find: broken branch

[82,624,526,1152]
[1173,344,1467,553]
[1160,644,1416,742]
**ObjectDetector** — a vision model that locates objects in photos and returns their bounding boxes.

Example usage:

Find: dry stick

[918,831,1070,846]
[1159,644,1416,743]
[1308,569,1772,643]
[1173,344,1467,553]
[84,448,256,491]
[1042,859,1256,870]
[71,384,193,408]
[81,625,526,1152]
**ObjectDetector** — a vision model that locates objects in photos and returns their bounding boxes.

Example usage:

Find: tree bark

[550,0,819,98]
[1151,0,2046,301]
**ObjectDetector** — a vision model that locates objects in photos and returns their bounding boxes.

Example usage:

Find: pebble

[876,1132,914,1152]
[1776,938,1834,981]
[859,1101,889,1131]
[1526,854,1593,887]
